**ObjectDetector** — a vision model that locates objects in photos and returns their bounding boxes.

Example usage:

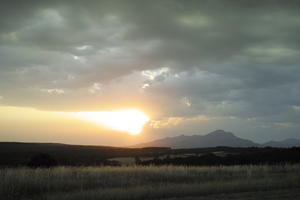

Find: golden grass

[1,164,300,200]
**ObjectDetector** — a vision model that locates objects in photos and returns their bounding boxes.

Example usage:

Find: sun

[73,109,150,135]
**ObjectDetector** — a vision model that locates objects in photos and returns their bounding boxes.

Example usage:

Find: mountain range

[134,130,300,148]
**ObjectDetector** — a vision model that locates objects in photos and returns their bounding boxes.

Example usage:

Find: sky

[1,0,300,146]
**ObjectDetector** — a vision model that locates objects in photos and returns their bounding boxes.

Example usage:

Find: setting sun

[73,109,150,135]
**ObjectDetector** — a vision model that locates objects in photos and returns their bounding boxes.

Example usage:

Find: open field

[1,164,300,200]
[165,189,300,200]
[2,142,300,167]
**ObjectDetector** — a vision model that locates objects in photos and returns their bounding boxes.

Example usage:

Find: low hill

[0,142,169,166]
[263,138,300,148]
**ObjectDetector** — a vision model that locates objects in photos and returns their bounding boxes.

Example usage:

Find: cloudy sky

[1,0,300,146]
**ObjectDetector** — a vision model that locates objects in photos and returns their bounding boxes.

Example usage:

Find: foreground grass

[165,188,300,200]
[1,164,300,200]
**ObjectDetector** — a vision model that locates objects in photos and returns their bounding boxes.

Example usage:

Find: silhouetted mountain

[134,130,260,148]
[263,138,300,147]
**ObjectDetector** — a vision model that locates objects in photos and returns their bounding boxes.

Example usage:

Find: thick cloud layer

[1,0,300,141]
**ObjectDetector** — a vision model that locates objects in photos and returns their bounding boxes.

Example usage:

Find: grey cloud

[1,0,300,140]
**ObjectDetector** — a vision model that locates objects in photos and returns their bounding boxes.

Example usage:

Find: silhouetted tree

[102,159,121,166]
[27,153,57,168]
[135,156,141,165]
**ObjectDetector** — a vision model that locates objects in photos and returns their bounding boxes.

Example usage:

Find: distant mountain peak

[133,130,300,148]
[133,130,259,148]
[211,129,226,133]
[207,130,234,137]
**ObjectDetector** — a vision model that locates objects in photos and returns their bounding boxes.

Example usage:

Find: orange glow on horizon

[72,109,150,135]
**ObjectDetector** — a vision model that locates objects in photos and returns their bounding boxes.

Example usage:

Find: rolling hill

[263,138,300,148]
[1,130,300,167]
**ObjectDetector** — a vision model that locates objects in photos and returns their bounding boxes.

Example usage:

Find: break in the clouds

[1,0,300,141]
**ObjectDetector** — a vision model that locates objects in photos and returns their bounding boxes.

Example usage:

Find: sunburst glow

[73,109,150,135]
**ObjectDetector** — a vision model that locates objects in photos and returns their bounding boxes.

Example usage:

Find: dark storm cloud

[1,0,300,139]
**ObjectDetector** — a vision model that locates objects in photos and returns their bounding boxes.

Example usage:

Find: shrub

[27,153,58,168]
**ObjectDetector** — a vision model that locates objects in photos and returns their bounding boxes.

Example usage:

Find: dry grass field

[1,164,300,200]
[165,189,300,200]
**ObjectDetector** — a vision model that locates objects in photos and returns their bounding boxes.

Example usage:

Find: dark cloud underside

[1,0,300,141]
